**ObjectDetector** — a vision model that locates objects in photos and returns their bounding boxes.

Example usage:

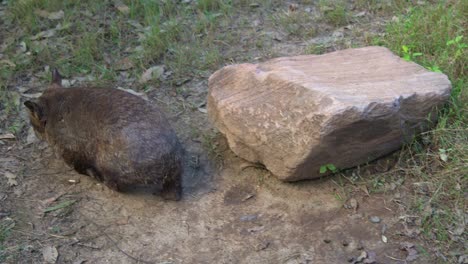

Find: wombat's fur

[25,70,183,200]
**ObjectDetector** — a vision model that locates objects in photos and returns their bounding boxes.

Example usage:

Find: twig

[428,182,444,204]
[385,254,406,261]
[76,242,102,250]
[42,185,75,206]
[8,154,28,161]
[12,229,70,239]
[240,163,266,171]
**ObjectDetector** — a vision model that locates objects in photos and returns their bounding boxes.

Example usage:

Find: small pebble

[323,239,331,244]
[357,251,367,262]
[369,216,381,223]
[382,235,388,243]
[342,240,349,247]
[240,214,258,222]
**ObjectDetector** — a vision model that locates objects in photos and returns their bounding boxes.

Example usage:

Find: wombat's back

[40,87,183,198]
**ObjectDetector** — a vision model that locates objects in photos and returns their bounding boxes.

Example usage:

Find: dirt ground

[1,129,433,263]
[0,1,459,264]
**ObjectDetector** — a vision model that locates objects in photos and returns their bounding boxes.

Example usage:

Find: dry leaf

[382,235,388,243]
[139,65,164,84]
[400,242,419,261]
[0,59,16,67]
[349,198,358,212]
[198,107,207,113]
[117,87,148,101]
[30,29,56,40]
[116,57,134,70]
[34,9,64,20]
[116,4,130,14]
[42,246,58,263]
[4,172,18,187]
[0,133,15,140]
[19,41,27,53]
[359,184,370,196]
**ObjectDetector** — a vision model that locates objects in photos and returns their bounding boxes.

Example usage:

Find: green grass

[271,9,316,38]
[0,218,15,262]
[376,0,467,259]
[319,0,348,27]
[3,0,233,83]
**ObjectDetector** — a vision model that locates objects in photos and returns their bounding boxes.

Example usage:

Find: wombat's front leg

[160,176,182,201]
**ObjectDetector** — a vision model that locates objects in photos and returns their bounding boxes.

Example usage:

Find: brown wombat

[24,69,183,200]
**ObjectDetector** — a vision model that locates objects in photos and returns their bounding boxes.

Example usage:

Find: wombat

[24,69,183,200]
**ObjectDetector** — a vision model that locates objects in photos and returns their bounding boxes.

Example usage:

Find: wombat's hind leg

[97,168,122,192]
[104,179,122,192]
[160,177,182,201]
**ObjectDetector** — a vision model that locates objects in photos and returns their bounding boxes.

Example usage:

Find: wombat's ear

[24,101,45,121]
[51,68,62,88]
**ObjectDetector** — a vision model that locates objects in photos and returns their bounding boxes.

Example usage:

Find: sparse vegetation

[0,218,15,262]
[319,0,348,26]
[376,1,467,259]
[271,9,316,38]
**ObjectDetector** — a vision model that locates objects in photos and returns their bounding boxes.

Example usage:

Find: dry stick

[12,229,70,239]
[43,185,75,206]
[78,212,155,264]
[385,254,406,261]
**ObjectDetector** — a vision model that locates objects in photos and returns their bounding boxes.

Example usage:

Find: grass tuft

[377,0,467,256]
[319,0,348,27]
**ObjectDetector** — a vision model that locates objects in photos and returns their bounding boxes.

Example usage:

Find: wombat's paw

[104,180,121,192]
[160,186,182,201]
[161,189,181,201]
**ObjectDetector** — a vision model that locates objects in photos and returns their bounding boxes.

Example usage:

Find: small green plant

[446,35,467,60]
[426,65,442,73]
[304,44,326,55]
[319,0,348,27]
[401,45,422,61]
[319,163,337,174]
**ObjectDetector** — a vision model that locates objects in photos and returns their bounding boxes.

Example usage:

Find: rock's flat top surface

[208,46,451,181]
[257,47,449,105]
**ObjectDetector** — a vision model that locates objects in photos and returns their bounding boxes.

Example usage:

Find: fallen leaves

[400,242,419,262]
[116,4,130,15]
[0,133,15,140]
[34,9,64,20]
[115,57,134,71]
[4,171,18,187]
[42,245,58,263]
[139,65,165,84]
[29,23,70,41]
[349,250,377,264]
[0,59,16,67]
[30,29,56,41]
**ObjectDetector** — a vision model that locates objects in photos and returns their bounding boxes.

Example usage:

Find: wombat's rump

[25,70,183,200]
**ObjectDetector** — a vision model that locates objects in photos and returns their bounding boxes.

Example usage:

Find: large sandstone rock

[207,46,451,181]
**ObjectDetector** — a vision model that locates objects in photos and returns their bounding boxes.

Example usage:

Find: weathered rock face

[207,46,451,181]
